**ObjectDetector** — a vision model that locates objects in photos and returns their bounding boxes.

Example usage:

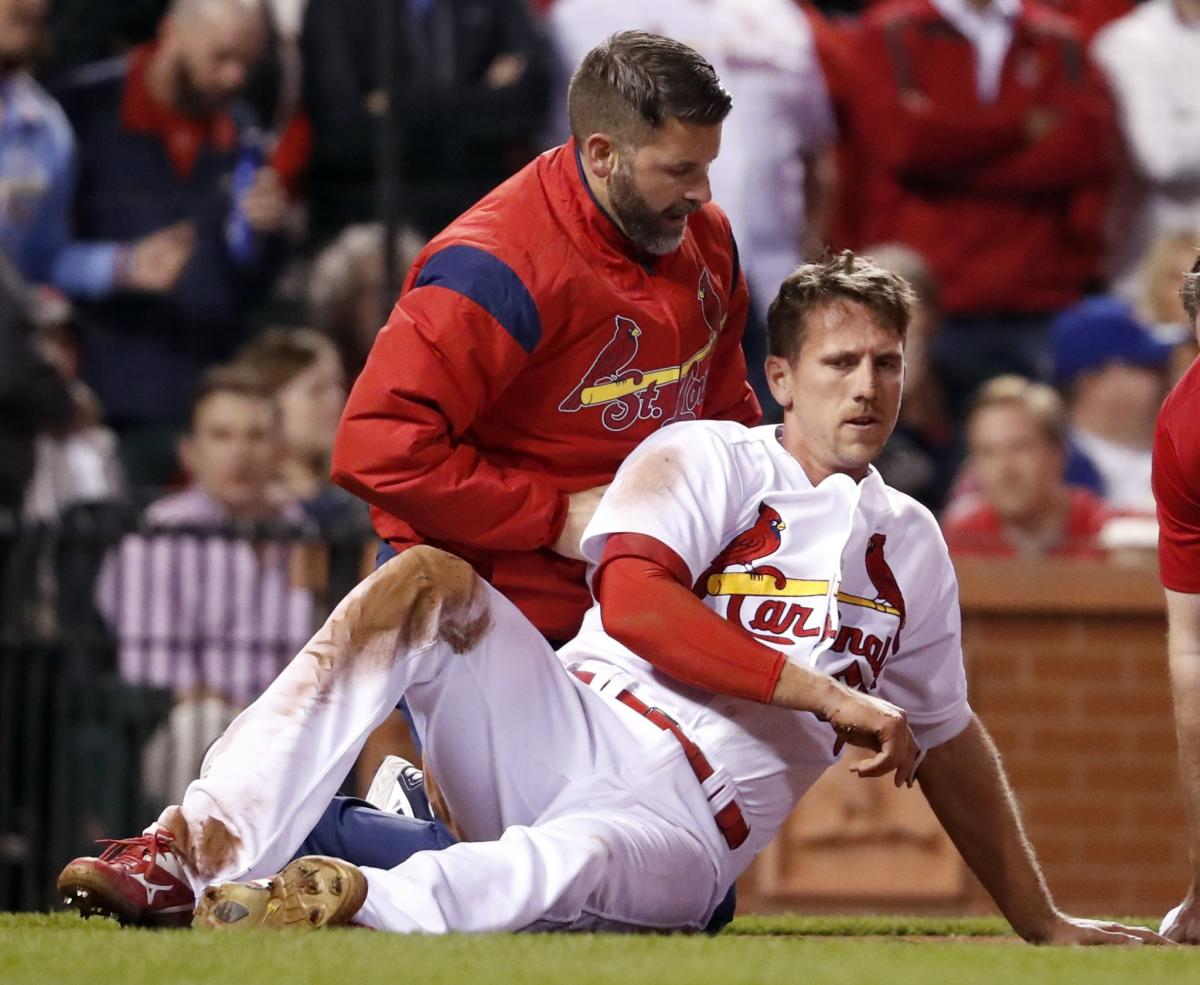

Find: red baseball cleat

[57,829,195,927]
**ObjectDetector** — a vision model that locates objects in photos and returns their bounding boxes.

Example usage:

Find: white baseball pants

[163,547,727,933]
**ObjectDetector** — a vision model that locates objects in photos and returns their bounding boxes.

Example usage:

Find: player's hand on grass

[1041,914,1171,946]
[1160,891,1200,944]
[822,687,919,788]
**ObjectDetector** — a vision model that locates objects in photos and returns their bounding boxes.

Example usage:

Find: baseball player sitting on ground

[58,254,1162,942]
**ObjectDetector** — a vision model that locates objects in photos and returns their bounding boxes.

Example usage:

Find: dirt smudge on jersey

[611,447,686,504]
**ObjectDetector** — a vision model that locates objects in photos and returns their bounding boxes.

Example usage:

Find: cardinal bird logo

[696,502,787,596]
[559,315,644,412]
[697,268,725,336]
[865,533,905,653]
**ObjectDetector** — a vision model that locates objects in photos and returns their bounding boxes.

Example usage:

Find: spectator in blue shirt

[0,0,74,284]
[50,0,290,488]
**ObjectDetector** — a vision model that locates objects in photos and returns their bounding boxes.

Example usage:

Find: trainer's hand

[551,485,609,561]
[1161,892,1200,944]
[1041,914,1170,946]
[822,687,920,787]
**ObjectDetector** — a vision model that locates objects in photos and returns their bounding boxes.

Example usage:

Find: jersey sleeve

[874,526,972,752]
[331,244,568,552]
[580,421,746,584]
[1154,399,1200,594]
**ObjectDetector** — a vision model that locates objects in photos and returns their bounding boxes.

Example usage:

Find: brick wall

[958,558,1187,916]
[741,558,1189,919]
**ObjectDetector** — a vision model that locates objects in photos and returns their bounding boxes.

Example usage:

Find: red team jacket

[845,0,1116,316]
[332,141,761,639]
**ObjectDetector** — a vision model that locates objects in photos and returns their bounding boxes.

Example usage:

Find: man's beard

[608,157,696,256]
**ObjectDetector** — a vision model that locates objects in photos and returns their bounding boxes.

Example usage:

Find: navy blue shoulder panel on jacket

[413,244,542,354]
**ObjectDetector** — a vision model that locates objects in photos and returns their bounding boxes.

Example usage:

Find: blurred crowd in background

[2,0,1199,806]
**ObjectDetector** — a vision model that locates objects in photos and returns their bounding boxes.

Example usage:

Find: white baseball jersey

[560,420,972,862]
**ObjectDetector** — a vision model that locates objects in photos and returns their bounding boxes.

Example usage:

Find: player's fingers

[892,755,920,787]
[1091,923,1170,946]
[1084,928,1148,946]
[848,747,895,777]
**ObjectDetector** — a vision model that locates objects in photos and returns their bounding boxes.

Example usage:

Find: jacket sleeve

[848,19,1028,178]
[700,234,761,426]
[331,247,568,551]
[966,48,1117,194]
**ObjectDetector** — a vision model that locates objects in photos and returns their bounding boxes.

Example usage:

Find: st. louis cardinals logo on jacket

[559,269,724,431]
[697,503,907,693]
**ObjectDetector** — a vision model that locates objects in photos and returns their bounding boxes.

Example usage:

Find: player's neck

[775,424,870,486]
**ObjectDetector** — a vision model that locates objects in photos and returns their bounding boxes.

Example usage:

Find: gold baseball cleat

[193,855,367,930]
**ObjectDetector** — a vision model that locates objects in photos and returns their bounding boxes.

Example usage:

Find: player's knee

[385,545,492,654]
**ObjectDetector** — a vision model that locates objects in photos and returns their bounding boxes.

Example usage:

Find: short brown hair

[235,327,338,393]
[968,374,1067,447]
[766,250,915,363]
[190,364,274,431]
[567,31,731,145]
[1183,249,1200,326]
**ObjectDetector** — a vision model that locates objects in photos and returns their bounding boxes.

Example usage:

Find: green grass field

[2,913,1196,985]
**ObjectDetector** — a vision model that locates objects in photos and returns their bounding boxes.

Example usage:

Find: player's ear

[765,355,794,411]
[582,133,619,179]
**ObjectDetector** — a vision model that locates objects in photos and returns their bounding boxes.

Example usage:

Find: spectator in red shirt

[943,374,1107,559]
[842,0,1117,419]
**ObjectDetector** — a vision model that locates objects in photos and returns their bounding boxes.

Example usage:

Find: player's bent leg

[58,546,492,923]
[171,546,490,888]
[193,856,367,930]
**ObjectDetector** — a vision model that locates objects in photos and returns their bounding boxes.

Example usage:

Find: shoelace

[95,832,173,867]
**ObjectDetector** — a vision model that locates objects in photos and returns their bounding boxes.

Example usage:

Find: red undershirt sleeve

[595,533,788,705]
